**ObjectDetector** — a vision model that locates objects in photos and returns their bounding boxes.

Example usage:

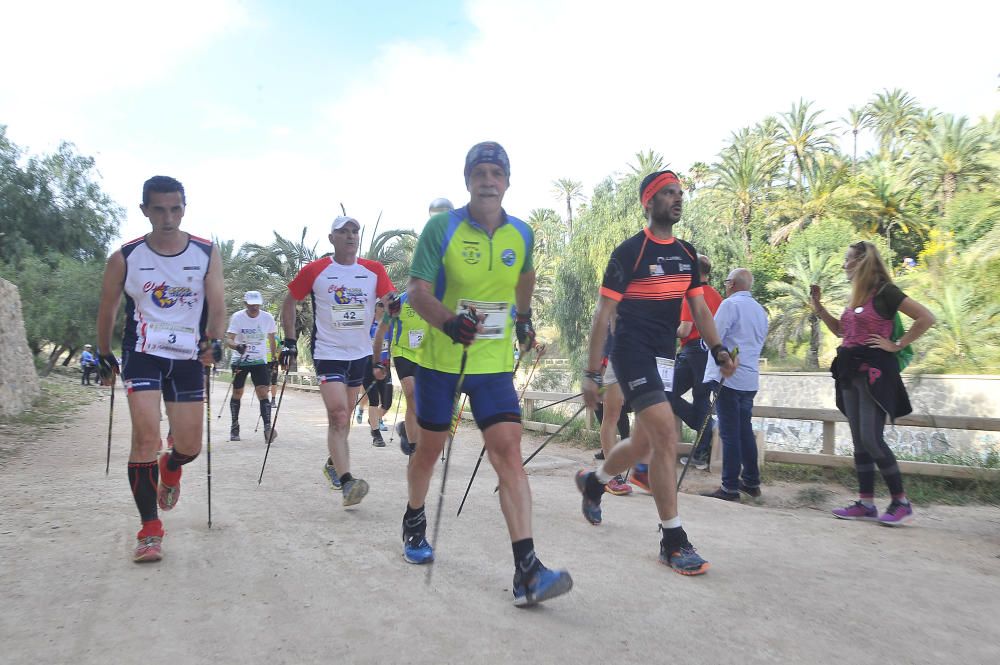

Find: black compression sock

[127,461,159,523]
[230,398,240,424]
[512,538,540,575]
[403,504,426,532]
[339,472,354,485]
[166,448,198,472]
[585,472,606,502]
[660,526,689,550]
[260,399,272,427]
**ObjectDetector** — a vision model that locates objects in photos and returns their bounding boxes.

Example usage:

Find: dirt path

[2,379,999,665]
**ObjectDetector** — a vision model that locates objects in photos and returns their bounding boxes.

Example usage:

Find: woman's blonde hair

[848,241,892,308]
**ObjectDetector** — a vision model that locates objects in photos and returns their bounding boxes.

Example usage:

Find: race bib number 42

[332,303,366,328]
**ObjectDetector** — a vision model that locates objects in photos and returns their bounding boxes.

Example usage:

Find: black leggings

[839,374,905,498]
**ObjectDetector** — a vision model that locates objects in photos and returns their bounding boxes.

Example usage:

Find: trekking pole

[218,353,249,419]
[493,402,589,494]
[442,395,467,462]
[387,381,404,445]
[258,367,290,484]
[677,348,737,492]
[204,366,213,529]
[457,344,541,516]
[105,379,116,475]
[426,349,468,586]
[531,392,583,413]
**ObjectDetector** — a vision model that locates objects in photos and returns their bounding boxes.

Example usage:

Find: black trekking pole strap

[426,349,468,586]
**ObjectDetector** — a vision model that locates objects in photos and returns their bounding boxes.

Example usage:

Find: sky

[2,0,997,252]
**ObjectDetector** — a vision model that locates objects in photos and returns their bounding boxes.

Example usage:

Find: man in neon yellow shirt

[400,141,572,607]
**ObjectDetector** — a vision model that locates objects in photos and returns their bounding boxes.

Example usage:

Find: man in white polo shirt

[226,290,279,442]
[701,268,769,501]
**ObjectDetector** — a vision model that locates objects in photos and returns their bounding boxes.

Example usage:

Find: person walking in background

[700,268,768,501]
[672,254,723,470]
[811,241,935,526]
[81,344,97,385]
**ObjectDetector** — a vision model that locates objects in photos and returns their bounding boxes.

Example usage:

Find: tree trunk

[62,347,77,366]
[565,197,573,237]
[43,344,67,377]
[807,313,820,369]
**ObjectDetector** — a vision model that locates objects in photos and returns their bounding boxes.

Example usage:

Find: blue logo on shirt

[501,249,516,267]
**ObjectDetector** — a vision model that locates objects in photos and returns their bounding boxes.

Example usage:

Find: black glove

[211,339,223,364]
[710,344,730,364]
[385,291,402,317]
[235,343,248,355]
[280,338,298,368]
[515,308,535,349]
[442,310,479,346]
[98,353,119,383]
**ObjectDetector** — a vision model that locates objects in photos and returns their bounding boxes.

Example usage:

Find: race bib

[656,357,675,392]
[332,303,366,328]
[408,329,424,349]
[144,322,198,356]
[456,299,508,340]
[241,331,266,357]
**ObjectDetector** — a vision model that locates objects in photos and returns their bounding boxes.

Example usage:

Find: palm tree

[857,160,923,266]
[551,178,585,237]
[365,229,418,288]
[241,228,318,343]
[768,154,862,244]
[778,98,837,195]
[865,88,923,160]
[840,105,871,170]
[709,129,783,256]
[687,161,711,198]
[913,114,993,214]
[627,149,666,178]
[526,208,566,325]
[767,247,848,368]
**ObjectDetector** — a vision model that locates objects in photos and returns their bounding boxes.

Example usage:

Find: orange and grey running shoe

[606,474,633,496]
[133,535,163,563]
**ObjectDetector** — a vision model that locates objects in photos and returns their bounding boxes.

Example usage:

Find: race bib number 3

[655,357,675,393]
[144,323,198,356]
[456,299,509,340]
[332,303,366,328]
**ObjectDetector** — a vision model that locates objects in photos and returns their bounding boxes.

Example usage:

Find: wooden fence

[276,376,999,481]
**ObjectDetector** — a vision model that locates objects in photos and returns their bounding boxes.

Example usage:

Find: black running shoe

[397,422,415,455]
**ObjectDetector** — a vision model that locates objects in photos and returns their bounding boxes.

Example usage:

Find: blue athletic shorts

[315,358,367,387]
[415,367,521,432]
[121,350,204,403]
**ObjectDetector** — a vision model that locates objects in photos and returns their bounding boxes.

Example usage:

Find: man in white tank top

[96,176,225,563]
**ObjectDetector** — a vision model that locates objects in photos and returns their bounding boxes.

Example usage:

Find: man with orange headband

[576,169,736,575]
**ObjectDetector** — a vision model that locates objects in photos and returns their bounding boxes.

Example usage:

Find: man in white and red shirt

[280,216,396,507]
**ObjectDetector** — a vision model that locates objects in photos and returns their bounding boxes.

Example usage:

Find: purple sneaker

[878,500,914,526]
[832,501,878,521]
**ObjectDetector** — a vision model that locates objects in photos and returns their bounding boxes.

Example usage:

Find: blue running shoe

[574,470,603,525]
[513,565,573,607]
[402,531,434,565]
[659,542,710,576]
[397,422,415,456]
[323,460,342,490]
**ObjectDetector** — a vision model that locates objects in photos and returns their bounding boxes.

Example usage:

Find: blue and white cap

[464,141,510,181]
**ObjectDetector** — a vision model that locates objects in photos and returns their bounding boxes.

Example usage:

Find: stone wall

[0,278,40,417]
[755,372,1000,458]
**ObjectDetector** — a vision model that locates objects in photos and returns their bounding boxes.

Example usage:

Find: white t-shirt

[287,256,394,361]
[227,309,277,365]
